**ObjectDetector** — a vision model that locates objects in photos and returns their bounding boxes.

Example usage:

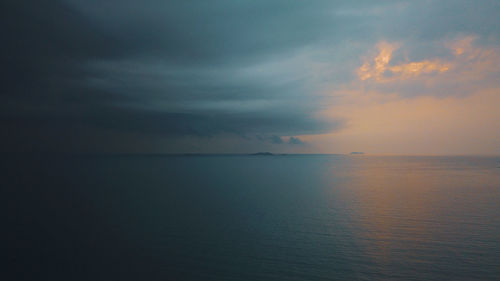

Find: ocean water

[4,155,500,280]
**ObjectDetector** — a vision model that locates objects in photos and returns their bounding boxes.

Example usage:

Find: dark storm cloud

[1,0,355,152]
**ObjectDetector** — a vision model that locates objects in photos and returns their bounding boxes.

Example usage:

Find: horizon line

[2,152,500,157]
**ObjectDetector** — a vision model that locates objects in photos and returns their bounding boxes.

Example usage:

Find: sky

[2,0,500,154]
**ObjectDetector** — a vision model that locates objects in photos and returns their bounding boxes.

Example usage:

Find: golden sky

[300,36,500,155]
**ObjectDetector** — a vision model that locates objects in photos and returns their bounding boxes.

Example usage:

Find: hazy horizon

[5,151,500,157]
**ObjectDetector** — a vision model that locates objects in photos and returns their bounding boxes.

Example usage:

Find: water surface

[4,155,500,280]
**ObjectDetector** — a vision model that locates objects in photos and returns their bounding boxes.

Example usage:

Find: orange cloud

[357,41,450,82]
[447,36,476,56]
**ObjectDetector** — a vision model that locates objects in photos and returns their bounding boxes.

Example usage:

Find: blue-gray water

[4,155,500,280]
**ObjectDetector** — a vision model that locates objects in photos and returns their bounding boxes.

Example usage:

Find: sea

[3,154,500,280]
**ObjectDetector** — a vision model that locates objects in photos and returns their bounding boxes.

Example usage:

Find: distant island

[350,152,365,155]
[250,152,287,156]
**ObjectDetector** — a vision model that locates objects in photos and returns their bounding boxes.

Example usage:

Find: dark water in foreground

[3,155,500,280]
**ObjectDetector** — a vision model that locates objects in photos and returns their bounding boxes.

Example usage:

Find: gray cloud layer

[2,0,498,152]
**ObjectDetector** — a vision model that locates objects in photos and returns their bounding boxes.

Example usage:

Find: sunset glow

[295,35,500,155]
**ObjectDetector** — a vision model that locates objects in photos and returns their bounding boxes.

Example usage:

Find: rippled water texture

[4,155,500,280]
